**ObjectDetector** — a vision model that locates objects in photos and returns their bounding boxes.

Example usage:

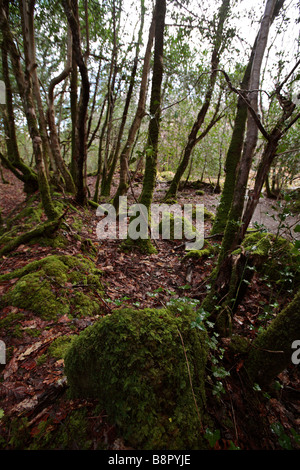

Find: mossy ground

[0,255,104,320]
[64,302,208,450]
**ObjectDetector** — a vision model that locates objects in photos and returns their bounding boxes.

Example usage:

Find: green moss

[0,255,104,320]
[64,302,208,450]
[121,237,157,255]
[157,213,199,241]
[183,241,217,260]
[192,207,215,221]
[240,232,300,286]
[229,335,250,355]
[47,335,75,359]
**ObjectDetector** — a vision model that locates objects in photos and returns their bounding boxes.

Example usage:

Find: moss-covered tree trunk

[211,0,284,235]
[0,0,57,220]
[245,290,300,387]
[201,0,281,328]
[62,0,90,206]
[20,0,55,180]
[1,36,38,194]
[112,12,155,210]
[138,0,166,212]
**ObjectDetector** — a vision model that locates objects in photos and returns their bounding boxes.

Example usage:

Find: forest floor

[0,168,299,451]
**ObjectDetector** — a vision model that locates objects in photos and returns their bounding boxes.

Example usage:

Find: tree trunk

[47,25,75,194]
[218,0,278,263]
[138,0,166,212]
[164,0,230,202]
[0,0,57,220]
[100,0,146,199]
[20,0,55,180]
[211,0,285,235]
[112,11,155,210]
[62,0,90,206]
[1,35,38,193]
[245,289,300,387]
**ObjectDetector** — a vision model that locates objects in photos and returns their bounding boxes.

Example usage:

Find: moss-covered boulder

[0,255,104,320]
[64,303,208,450]
[157,213,200,241]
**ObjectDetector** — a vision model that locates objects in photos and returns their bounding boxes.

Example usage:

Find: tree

[164,0,232,202]
[212,0,285,235]
[62,0,90,205]
[0,0,57,220]
[201,0,289,329]
[137,0,166,214]
[245,289,300,387]
[112,7,156,209]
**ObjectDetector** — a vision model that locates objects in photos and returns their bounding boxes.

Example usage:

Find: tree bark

[1,35,38,193]
[138,0,166,212]
[245,289,300,387]
[0,0,57,220]
[112,11,155,210]
[62,0,90,205]
[47,25,75,194]
[218,0,278,262]
[164,0,231,202]
[211,0,285,235]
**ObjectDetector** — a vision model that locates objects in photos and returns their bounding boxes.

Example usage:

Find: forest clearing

[0,0,299,453]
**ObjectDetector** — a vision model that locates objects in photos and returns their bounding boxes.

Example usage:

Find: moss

[64,302,208,450]
[192,206,215,222]
[229,335,250,355]
[240,231,300,286]
[121,237,157,255]
[0,255,104,320]
[183,241,217,260]
[157,213,199,241]
[245,289,300,387]
[27,408,92,450]
[47,335,75,359]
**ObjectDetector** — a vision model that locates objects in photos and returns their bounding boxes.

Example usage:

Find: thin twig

[177,328,203,431]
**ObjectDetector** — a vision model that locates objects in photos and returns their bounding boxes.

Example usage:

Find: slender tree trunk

[218,0,278,262]
[62,0,90,206]
[112,12,155,209]
[1,35,38,193]
[164,0,231,202]
[20,0,55,179]
[201,0,282,331]
[138,0,166,212]
[0,0,57,220]
[47,25,75,193]
[100,0,146,198]
[211,0,285,235]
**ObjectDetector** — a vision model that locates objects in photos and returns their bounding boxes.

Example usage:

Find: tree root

[0,209,68,257]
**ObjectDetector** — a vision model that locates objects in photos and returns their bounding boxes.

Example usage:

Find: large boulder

[64,302,208,450]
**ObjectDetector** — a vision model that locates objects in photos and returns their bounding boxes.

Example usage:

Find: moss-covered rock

[0,255,104,320]
[64,303,208,450]
[183,241,218,260]
[157,213,199,241]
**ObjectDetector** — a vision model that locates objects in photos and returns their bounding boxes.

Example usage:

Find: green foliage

[64,302,208,450]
